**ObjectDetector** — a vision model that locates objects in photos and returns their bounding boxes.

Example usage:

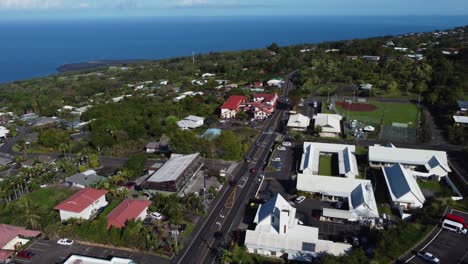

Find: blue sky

[0,0,467,19]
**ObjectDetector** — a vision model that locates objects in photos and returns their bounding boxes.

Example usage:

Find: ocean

[1,16,468,83]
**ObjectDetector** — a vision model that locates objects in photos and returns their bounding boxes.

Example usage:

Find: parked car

[282,141,292,147]
[16,250,35,259]
[150,212,164,220]
[417,251,440,263]
[272,157,281,162]
[295,196,306,204]
[277,146,286,151]
[250,168,258,174]
[57,238,74,246]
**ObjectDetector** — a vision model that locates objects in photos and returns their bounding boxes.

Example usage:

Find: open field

[334,101,418,127]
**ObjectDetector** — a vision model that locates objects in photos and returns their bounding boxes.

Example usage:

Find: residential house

[0,156,13,166]
[251,93,278,120]
[457,101,468,113]
[453,115,468,125]
[202,73,215,78]
[368,144,451,180]
[361,55,380,61]
[145,139,169,154]
[287,114,310,132]
[381,164,425,210]
[65,170,106,189]
[245,194,351,261]
[54,188,108,222]
[220,95,248,119]
[267,78,283,88]
[177,115,205,130]
[106,199,152,228]
[0,224,41,263]
[313,114,342,138]
[0,126,9,139]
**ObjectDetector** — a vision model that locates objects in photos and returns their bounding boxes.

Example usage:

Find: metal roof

[369,145,448,168]
[146,153,200,183]
[382,164,425,205]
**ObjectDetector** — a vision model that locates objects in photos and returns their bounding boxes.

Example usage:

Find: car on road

[282,141,291,147]
[150,212,164,220]
[272,157,281,162]
[417,251,440,263]
[245,157,251,163]
[214,231,223,239]
[295,196,306,204]
[277,146,286,151]
[250,168,258,174]
[238,177,248,188]
[57,238,74,246]
[16,250,35,259]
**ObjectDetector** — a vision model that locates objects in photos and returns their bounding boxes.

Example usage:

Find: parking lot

[266,144,297,180]
[407,209,468,264]
[15,239,169,264]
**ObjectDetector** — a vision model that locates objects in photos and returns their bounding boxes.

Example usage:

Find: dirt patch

[336,101,378,112]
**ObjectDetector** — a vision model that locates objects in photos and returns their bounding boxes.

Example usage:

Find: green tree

[15,197,42,229]
[38,128,70,149]
[216,131,242,160]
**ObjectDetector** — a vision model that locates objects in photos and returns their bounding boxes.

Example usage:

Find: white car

[295,196,306,204]
[272,157,281,162]
[57,238,74,246]
[150,212,164,220]
[282,142,292,147]
[277,146,286,151]
[417,251,440,263]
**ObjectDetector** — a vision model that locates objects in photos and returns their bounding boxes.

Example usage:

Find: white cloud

[0,0,64,9]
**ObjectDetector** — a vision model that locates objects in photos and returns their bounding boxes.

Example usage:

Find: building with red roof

[106,199,152,228]
[0,224,41,263]
[54,188,108,222]
[251,93,278,120]
[220,95,247,119]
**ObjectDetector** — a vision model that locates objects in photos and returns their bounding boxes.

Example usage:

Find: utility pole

[192,51,195,65]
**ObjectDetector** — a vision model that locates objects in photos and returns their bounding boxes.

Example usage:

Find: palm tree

[15,198,42,229]
[219,249,234,264]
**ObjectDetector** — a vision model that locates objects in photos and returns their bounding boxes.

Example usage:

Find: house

[267,78,283,88]
[287,114,310,132]
[220,95,248,119]
[358,83,373,90]
[141,153,203,193]
[202,73,215,78]
[313,114,342,138]
[250,93,278,120]
[368,144,450,180]
[0,126,9,139]
[245,194,351,261]
[453,115,468,125]
[65,170,106,189]
[361,55,380,61]
[381,164,425,210]
[253,93,278,106]
[0,224,41,263]
[457,101,468,113]
[63,255,135,264]
[300,142,359,179]
[177,115,205,130]
[145,139,169,154]
[54,188,108,222]
[106,199,152,228]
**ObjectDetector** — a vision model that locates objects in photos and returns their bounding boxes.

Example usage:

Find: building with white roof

[0,126,10,139]
[381,164,425,210]
[287,114,310,132]
[63,255,136,264]
[141,153,203,193]
[313,114,342,137]
[453,115,468,125]
[176,115,205,130]
[245,194,351,261]
[369,144,450,180]
[297,175,379,221]
[300,142,358,179]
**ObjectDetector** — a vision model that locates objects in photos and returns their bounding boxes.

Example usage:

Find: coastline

[56,59,149,73]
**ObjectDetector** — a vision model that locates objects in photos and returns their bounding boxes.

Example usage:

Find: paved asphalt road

[174,72,295,264]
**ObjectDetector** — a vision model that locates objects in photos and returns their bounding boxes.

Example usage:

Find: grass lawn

[417,180,442,193]
[318,154,339,176]
[0,187,75,225]
[335,102,418,127]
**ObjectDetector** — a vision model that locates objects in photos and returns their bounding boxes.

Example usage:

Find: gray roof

[457,101,468,109]
[66,170,105,187]
[0,156,13,166]
[146,153,200,183]
[369,145,449,168]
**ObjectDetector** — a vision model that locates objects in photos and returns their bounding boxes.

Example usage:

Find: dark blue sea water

[1,16,468,83]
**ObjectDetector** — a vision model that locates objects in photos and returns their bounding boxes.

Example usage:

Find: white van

[442,219,467,234]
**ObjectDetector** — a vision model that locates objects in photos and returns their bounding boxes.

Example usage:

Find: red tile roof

[54,188,107,213]
[0,224,41,249]
[220,95,247,110]
[0,250,14,261]
[253,93,278,104]
[107,199,151,228]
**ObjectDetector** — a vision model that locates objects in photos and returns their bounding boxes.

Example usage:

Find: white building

[381,164,425,210]
[202,73,216,78]
[245,194,351,261]
[297,175,379,221]
[287,114,310,132]
[453,115,468,125]
[369,144,451,180]
[0,126,10,138]
[267,78,283,88]
[63,255,135,264]
[54,188,108,222]
[313,114,342,137]
[300,142,359,179]
[177,115,204,130]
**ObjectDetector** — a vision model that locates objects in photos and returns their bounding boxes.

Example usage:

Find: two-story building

[54,188,108,222]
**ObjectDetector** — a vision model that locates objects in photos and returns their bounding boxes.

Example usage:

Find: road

[174,72,295,264]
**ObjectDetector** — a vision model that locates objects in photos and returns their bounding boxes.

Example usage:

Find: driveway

[16,239,169,264]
